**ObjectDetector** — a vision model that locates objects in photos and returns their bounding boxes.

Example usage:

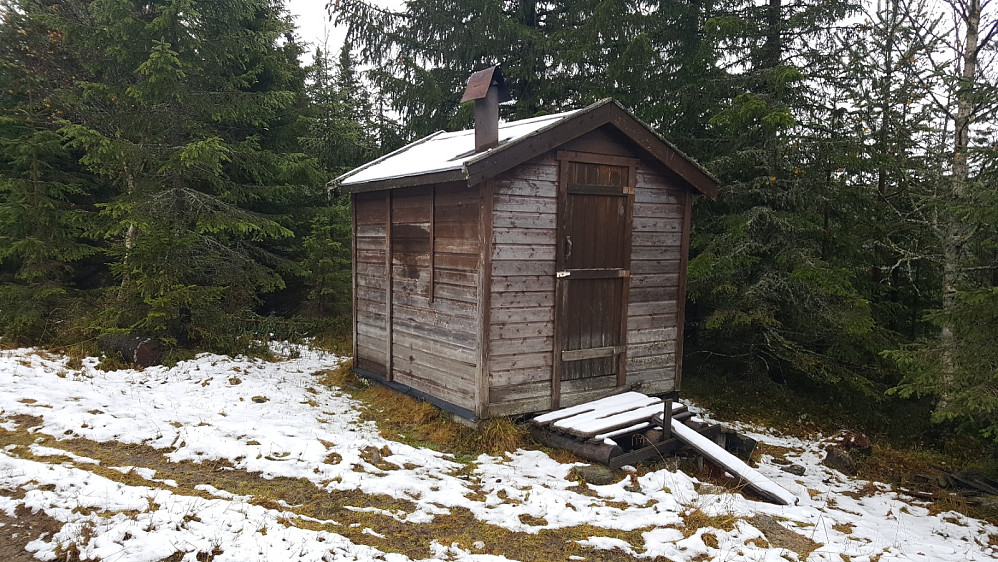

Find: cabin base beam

[354,367,479,422]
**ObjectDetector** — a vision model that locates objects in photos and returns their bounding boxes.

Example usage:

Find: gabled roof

[333,99,718,199]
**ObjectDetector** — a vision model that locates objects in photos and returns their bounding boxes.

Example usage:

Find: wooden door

[553,152,636,407]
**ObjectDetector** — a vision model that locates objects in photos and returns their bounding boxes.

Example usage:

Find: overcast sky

[285,0,346,56]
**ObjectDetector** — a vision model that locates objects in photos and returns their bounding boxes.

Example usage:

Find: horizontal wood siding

[354,192,388,374]
[488,155,558,416]
[627,163,686,394]
[390,184,480,411]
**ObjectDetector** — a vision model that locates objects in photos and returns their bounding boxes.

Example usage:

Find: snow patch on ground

[0,346,995,561]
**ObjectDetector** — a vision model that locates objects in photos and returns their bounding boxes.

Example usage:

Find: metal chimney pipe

[474,86,500,152]
[460,66,512,154]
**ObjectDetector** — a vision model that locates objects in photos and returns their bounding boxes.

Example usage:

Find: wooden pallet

[531,391,796,505]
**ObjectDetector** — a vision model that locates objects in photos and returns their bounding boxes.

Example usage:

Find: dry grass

[477,417,528,456]
[680,506,738,538]
[0,416,663,561]
[316,360,530,458]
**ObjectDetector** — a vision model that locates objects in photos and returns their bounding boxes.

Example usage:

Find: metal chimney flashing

[460,65,511,103]
[462,65,511,153]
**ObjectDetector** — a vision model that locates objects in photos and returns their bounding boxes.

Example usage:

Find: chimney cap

[460,65,512,104]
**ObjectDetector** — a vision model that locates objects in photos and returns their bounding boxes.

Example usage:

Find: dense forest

[1,0,995,456]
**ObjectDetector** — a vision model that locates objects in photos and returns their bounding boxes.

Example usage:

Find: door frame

[552,150,637,408]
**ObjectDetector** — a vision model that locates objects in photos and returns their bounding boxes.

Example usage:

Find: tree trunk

[941,0,981,400]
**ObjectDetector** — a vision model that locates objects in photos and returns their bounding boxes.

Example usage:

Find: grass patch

[316,360,530,459]
[680,506,738,538]
[0,419,660,560]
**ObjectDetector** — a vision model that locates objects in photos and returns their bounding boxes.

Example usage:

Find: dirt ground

[0,492,63,562]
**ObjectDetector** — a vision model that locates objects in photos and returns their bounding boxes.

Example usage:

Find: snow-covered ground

[0,345,994,561]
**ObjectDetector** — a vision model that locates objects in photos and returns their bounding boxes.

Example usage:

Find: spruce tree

[47,0,323,350]
[0,0,97,342]
[682,0,898,397]
[296,43,373,318]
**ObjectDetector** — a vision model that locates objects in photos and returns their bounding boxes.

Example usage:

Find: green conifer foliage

[0,0,96,342]
[683,0,899,396]
[295,43,373,318]
[48,0,322,349]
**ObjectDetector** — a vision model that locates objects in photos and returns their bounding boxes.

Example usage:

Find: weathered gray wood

[492,291,554,309]
[431,283,478,303]
[633,188,683,205]
[490,352,552,371]
[489,366,551,387]
[490,380,549,403]
[628,341,677,358]
[356,249,387,264]
[561,346,621,362]
[477,178,494,419]
[492,275,555,292]
[629,286,675,303]
[489,335,553,354]
[628,327,679,344]
[393,302,477,329]
[356,236,387,251]
[633,232,683,247]
[434,252,479,270]
[626,353,675,370]
[355,223,387,237]
[488,395,552,417]
[490,320,554,340]
[393,331,476,362]
[492,260,555,276]
[435,237,479,254]
[492,244,556,261]
[627,313,676,331]
[495,178,556,198]
[435,269,477,286]
[633,202,683,219]
[630,273,681,288]
[496,160,559,183]
[393,345,478,383]
[492,211,557,230]
[630,259,681,275]
[394,369,475,411]
[632,217,682,233]
[493,227,556,245]
[561,374,617,396]
[493,194,557,213]
[491,307,553,323]
[628,300,681,317]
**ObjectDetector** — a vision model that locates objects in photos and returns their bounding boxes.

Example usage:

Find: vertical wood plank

[552,159,569,409]
[617,164,636,387]
[477,181,493,418]
[429,185,435,303]
[675,189,693,391]
[351,193,358,365]
[385,190,394,381]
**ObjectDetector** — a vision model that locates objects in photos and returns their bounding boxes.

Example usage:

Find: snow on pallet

[532,392,663,438]
[532,391,797,506]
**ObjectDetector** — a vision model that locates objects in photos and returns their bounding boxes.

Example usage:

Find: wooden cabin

[334,67,718,421]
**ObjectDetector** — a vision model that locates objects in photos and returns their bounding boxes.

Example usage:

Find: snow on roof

[337,109,579,186]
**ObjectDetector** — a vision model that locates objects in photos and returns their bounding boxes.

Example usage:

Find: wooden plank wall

[487,154,558,416]
[626,162,685,393]
[354,192,389,374]
[390,183,480,412]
